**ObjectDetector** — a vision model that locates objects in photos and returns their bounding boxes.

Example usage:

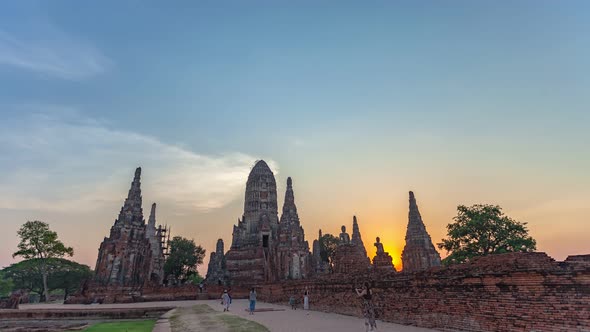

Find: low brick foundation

[63,252,589,331]
[65,284,251,304]
[258,252,590,332]
[0,306,172,320]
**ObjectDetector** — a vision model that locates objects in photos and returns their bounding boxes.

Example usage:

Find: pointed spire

[408,191,422,225]
[407,191,429,235]
[116,167,144,226]
[351,215,368,258]
[319,229,322,239]
[402,191,441,272]
[280,176,299,225]
[216,238,224,255]
[148,203,156,227]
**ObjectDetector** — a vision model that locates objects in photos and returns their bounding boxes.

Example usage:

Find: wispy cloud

[0,23,109,80]
[0,106,273,213]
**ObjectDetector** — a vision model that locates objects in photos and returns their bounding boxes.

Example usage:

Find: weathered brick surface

[0,306,172,319]
[66,252,589,331]
[94,168,165,287]
[257,252,590,332]
[224,162,312,285]
[65,284,252,304]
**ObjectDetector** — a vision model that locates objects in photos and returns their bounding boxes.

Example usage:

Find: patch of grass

[82,320,156,332]
[218,314,270,332]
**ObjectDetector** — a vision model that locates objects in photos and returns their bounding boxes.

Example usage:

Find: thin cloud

[0,25,109,80]
[0,107,271,213]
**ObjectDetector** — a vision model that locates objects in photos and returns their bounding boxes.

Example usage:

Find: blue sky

[1,1,589,270]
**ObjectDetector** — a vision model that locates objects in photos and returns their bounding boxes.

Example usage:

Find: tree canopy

[163,236,206,283]
[1,258,91,300]
[319,233,340,270]
[437,204,536,265]
[0,271,13,297]
[12,221,74,301]
[13,221,74,260]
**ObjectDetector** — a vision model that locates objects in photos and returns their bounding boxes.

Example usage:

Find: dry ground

[20,300,439,332]
[169,304,268,332]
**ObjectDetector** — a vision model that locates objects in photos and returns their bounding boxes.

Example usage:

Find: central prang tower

[223,160,311,285]
[225,160,281,284]
[241,160,280,244]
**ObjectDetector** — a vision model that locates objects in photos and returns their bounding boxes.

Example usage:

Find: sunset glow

[1,2,589,275]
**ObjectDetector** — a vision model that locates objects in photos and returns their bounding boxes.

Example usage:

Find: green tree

[46,259,92,300]
[2,259,44,296]
[437,204,536,265]
[187,272,204,285]
[13,221,74,302]
[319,234,340,271]
[163,236,206,283]
[2,258,91,301]
[0,271,14,297]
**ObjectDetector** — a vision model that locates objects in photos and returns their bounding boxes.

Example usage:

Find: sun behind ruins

[89,160,442,290]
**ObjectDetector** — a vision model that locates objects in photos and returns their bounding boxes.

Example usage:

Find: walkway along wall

[257,252,590,332]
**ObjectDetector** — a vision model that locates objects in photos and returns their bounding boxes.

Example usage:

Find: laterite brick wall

[258,253,590,332]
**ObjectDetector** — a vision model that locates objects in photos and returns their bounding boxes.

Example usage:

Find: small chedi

[311,229,329,274]
[205,239,227,286]
[146,203,166,283]
[401,191,441,272]
[276,177,311,280]
[221,160,311,285]
[372,237,396,272]
[94,167,167,286]
[332,216,371,274]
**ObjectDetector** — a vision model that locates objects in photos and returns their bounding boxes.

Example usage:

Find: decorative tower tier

[95,168,162,286]
[277,177,311,279]
[401,191,441,272]
[225,160,281,284]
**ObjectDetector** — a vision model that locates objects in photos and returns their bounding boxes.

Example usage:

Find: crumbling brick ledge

[64,252,589,332]
[257,253,590,332]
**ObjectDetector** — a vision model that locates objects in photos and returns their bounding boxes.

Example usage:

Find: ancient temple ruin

[146,203,166,284]
[276,177,311,279]
[401,191,441,272]
[372,237,396,272]
[312,229,329,274]
[205,239,227,285]
[94,167,167,286]
[351,216,367,257]
[221,160,312,285]
[333,216,371,274]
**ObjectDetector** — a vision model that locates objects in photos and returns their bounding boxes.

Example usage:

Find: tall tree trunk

[41,262,49,303]
[42,272,49,302]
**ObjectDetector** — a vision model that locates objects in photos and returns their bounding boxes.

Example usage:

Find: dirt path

[20,300,439,332]
[169,304,268,332]
[207,299,437,332]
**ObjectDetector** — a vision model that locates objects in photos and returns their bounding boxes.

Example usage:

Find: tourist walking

[221,289,231,312]
[249,287,257,315]
[289,294,297,310]
[355,282,377,332]
[303,287,309,310]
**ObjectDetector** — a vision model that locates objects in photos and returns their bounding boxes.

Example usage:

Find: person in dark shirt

[355,282,377,331]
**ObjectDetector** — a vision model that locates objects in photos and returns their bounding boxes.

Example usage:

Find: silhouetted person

[355,282,377,331]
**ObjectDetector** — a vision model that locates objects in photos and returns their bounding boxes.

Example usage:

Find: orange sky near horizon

[1,161,589,278]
